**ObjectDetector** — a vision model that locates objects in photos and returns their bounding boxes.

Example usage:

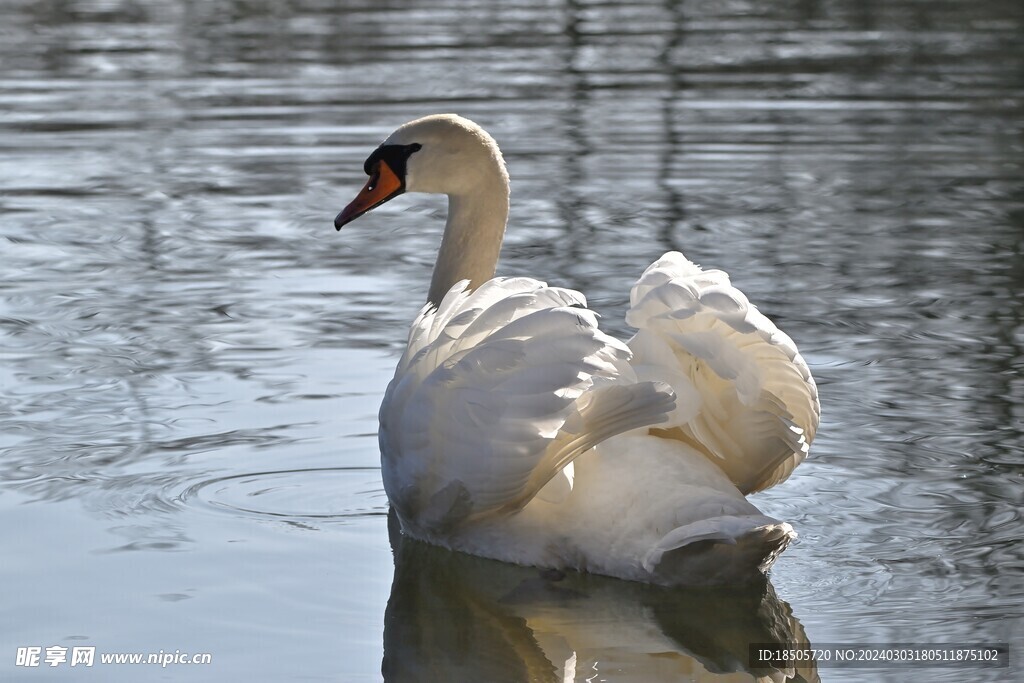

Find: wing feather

[380,278,675,536]
[626,252,820,493]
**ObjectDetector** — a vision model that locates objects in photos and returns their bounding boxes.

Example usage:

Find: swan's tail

[643,516,795,587]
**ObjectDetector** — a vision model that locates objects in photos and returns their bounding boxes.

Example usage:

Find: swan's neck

[427,171,509,306]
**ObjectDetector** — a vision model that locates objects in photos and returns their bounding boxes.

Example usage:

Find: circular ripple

[181,467,387,522]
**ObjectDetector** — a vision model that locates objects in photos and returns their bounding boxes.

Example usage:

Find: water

[1,0,1021,680]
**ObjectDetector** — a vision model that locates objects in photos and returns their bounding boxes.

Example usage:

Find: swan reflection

[383,511,818,682]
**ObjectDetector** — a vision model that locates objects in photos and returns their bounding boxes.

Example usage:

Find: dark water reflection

[384,511,818,682]
[1,0,1022,681]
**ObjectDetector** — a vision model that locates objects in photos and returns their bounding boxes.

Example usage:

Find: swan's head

[334,114,508,229]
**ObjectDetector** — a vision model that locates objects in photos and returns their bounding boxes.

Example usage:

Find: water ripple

[179,467,388,524]
[1,0,1022,677]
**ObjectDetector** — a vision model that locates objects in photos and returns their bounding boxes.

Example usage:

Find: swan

[334,114,819,586]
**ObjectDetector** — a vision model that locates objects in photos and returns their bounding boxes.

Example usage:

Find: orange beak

[334,160,405,230]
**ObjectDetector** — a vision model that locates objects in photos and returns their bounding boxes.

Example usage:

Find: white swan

[335,114,819,586]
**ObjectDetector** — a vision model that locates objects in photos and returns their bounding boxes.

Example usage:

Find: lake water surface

[1,0,1021,681]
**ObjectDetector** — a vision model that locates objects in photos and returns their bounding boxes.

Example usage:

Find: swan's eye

[367,169,380,192]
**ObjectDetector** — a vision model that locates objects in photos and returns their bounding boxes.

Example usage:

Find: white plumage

[627,252,818,494]
[335,114,819,585]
